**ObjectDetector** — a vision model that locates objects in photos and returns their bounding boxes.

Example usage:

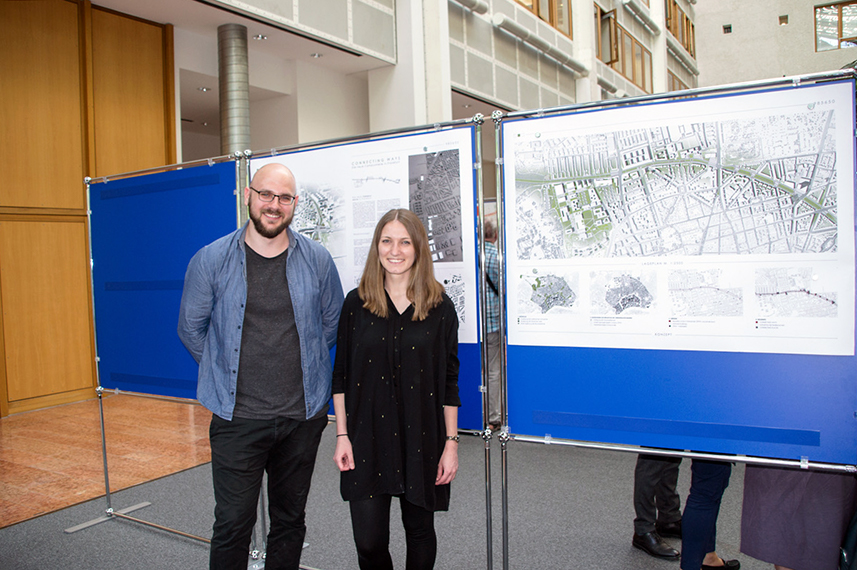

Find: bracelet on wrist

[445,435,460,443]
[337,434,348,437]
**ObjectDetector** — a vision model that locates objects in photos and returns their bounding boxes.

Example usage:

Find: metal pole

[511,434,857,473]
[471,114,495,570]
[96,386,112,511]
[493,110,511,570]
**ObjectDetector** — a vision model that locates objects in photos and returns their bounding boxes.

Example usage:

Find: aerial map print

[504,82,855,355]
[514,110,838,260]
[409,150,463,263]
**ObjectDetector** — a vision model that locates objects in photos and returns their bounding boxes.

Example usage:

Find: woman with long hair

[332,208,460,569]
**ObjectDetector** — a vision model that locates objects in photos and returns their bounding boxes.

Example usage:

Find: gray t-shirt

[233,243,305,420]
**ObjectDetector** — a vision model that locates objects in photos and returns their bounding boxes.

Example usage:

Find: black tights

[349,494,437,570]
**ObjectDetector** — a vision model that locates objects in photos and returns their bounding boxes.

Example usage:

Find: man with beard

[178,163,344,570]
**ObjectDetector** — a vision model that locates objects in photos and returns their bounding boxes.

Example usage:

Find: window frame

[665,0,696,58]
[815,1,857,52]
[595,4,619,65]
[515,0,574,39]
[612,23,653,93]
[668,70,689,92]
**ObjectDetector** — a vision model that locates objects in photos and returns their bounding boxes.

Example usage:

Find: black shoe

[701,558,740,570]
[632,532,680,559]
[656,520,682,539]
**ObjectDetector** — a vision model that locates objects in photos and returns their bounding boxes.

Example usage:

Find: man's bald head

[250,163,297,194]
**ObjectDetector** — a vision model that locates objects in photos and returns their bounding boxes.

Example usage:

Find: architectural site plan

[503,81,855,355]
[250,127,478,343]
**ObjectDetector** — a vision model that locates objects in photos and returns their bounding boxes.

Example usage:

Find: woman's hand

[334,436,356,472]
[435,440,459,485]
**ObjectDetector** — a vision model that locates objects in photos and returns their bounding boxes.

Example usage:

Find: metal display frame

[66,154,241,543]
[490,68,857,570]
[73,116,494,569]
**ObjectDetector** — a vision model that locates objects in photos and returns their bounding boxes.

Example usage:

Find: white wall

[294,61,370,143]
[695,0,855,87]
[182,130,221,162]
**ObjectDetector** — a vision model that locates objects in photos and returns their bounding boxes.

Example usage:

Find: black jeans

[349,494,437,570]
[208,414,327,570]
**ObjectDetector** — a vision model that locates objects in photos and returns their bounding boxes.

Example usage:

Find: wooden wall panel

[0,219,95,405]
[0,1,86,210]
[92,8,171,177]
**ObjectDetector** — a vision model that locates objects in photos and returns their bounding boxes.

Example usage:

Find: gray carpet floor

[0,426,771,570]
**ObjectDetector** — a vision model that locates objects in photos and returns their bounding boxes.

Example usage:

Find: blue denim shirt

[178,224,344,421]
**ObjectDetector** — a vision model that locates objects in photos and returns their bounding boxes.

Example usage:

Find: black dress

[332,288,460,512]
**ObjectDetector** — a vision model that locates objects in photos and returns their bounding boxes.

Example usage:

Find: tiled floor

[0,393,211,529]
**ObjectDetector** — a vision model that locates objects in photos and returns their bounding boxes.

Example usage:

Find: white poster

[502,81,856,355]
[250,127,478,343]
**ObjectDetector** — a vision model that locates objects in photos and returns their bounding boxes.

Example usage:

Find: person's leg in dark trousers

[680,460,732,570]
[209,415,272,570]
[654,457,682,529]
[634,454,682,535]
[264,415,328,570]
[349,495,395,570]
[400,497,437,570]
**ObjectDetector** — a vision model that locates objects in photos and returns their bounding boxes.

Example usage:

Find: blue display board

[500,79,857,465]
[89,162,238,399]
[89,129,486,430]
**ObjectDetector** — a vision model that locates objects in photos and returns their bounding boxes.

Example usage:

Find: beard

[249,205,293,238]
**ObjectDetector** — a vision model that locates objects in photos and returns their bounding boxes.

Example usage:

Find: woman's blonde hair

[358,208,444,321]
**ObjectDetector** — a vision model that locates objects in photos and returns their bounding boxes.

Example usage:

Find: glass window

[515,0,573,38]
[843,4,857,42]
[816,5,838,50]
[634,43,643,87]
[595,5,618,64]
[610,24,652,93]
[815,2,857,51]
[623,32,633,78]
[556,0,571,36]
[665,0,695,57]
[538,0,551,22]
[643,50,652,93]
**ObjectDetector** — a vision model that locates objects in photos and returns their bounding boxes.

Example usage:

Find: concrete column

[218,23,250,156]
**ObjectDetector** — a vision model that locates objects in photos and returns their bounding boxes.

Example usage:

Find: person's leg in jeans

[680,460,732,570]
[209,415,272,570]
[349,494,394,570]
[264,415,328,570]
[400,497,437,570]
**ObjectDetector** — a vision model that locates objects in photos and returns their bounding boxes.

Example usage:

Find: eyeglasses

[250,186,296,205]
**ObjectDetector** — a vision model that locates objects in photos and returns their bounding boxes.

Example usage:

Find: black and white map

[250,127,479,344]
[409,150,463,263]
[504,82,855,355]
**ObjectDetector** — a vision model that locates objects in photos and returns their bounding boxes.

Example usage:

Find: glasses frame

[249,186,296,205]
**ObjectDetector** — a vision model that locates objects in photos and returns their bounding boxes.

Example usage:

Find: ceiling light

[198,87,211,92]
[253,34,267,40]
[310,53,323,58]
[462,104,472,108]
